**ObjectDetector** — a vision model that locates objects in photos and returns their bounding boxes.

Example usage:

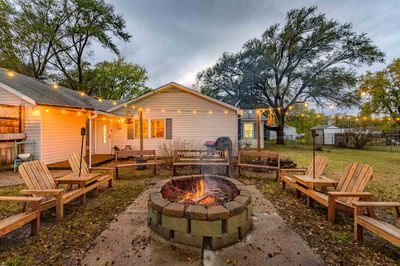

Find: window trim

[243,122,254,139]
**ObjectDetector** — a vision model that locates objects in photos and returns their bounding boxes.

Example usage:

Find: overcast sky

[95,0,400,89]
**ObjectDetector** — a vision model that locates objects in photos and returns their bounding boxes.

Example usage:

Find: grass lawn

[266,144,400,202]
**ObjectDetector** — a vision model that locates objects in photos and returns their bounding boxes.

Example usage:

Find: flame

[181,179,215,204]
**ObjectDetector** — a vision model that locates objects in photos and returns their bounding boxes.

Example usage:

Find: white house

[311,125,344,145]
[0,68,241,166]
[105,82,241,156]
[239,110,266,149]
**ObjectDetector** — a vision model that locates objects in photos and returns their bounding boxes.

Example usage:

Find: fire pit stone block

[185,205,207,220]
[163,203,185,217]
[226,211,247,233]
[150,198,170,212]
[210,230,240,250]
[173,231,204,248]
[246,203,253,220]
[207,205,229,221]
[224,201,245,216]
[239,189,252,198]
[161,214,188,233]
[150,223,172,239]
[191,219,222,237]
[149,192,162,201]
[147,204,159,225]
[234,195,251,206]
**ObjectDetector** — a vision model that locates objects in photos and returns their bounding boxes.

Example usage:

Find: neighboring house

[108,82,241,155]
[310,125,344,145]
[0,68,241,166]
[239,110,266,149]
[266,126,298,141]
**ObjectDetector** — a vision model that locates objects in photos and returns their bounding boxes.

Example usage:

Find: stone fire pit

[147,175,253,250]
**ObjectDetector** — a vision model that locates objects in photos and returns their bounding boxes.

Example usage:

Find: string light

[145,108,150,112]
[161,109,165,113]
[224,110,228,114]
[124,104,128,108]
[208,110,213,114]
[131,106,136,110]
[62,110,66,114]
[98,98,103,102]
[177,110,181,113]
[102,117,105,121]
[360,91,366,97]
[193,110,197,114]
[77,112,81,115]
[80,92,85,96]
[7,71,15,77]
[52,84,59,89]
[304,102,309,108]
[45,109,49,113]
[112,101,117,105]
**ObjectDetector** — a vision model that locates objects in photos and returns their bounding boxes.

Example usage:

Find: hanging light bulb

[208,110,213,114]
[193,110,197,114]
[52,84,59,89]
[161,109,165,113]
[224,110,228,114]
[80,92,85,96]
[7,71,15,77]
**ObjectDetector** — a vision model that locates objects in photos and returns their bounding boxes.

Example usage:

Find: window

[244,123,254,138]
[151,119,165,138]
[135,119,149,138]
[102,125,107,144]
[127,123,134,139]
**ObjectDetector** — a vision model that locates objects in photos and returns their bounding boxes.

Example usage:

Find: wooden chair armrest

[0,196,43,203]
[20,189,64,196]
[353,202,400,208]
[328,192,372,197]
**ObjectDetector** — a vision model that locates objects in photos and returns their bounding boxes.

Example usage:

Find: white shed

[311,125,344,145]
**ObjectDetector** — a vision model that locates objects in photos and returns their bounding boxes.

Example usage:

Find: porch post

[89,115,92,168]
[139,108,144,152]
[256,110,261,151]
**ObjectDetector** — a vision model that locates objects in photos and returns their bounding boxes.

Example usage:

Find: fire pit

[147,175,252,249]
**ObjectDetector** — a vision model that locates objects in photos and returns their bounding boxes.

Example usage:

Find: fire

[181,179,215,205]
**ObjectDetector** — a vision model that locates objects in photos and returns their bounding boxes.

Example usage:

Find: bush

[158,139,195,166]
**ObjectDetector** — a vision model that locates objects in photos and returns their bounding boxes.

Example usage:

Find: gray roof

[0,68,116,111]
[311,125,338,130]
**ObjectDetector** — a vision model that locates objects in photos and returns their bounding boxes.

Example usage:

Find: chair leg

[109,178,113,188]
[237,166,241,177]
[328,196,336,223]
[56,197,64,221]
[115,168,119,179]
[281,180,286,190]
[296,189,301,198]
[307,196,314,207]
[355,223,363,240]
[31,215,40,236]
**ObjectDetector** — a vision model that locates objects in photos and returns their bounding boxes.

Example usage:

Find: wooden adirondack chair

[353,201,400,248]
[0,196,42,237]
[68,153,114,188]
[18,160,97,220]
[306,162,374,223]
[280,155,328,190]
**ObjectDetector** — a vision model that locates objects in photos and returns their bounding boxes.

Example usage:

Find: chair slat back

[68,153,89,175]
[19,160,57,192]
[305,155,328,177]
[336,163,373,204]
[239,150,280,160]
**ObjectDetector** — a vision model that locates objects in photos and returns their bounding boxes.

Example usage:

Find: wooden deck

[47,155,114,170]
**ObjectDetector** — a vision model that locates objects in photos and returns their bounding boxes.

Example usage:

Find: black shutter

[253,122,257,139]
[166,118,172,139]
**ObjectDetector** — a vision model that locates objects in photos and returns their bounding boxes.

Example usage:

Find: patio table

[292,174,338,193]
[55,173,101,204]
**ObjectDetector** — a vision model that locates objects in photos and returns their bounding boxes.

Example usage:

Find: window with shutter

[166,118,172,139]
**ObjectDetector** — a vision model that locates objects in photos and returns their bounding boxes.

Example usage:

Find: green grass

[266,144,400,201]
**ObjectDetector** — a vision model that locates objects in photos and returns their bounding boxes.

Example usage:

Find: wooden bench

[237,150,280,180]
[172,150,230,176]
[68,153,114,189]
[295,163,374,223]
[114,150,158,178]
[0,196,42,237]
[281,155,328,194]
[354,201,400,248]
[18,160,99,221]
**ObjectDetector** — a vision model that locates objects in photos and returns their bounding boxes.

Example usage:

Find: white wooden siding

[110,87,239,155]
[40,106,87,164]
[0,87,28,106]
[24,105,41,160]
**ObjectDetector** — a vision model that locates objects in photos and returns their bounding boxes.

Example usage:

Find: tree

[197,7,384,144]
[286,106,328,134]
[85,59,149,100]
[51,0,132,91]
[359,58,400,125]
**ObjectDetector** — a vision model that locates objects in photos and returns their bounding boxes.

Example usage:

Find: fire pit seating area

[172,150,230,176]
[237,150,281,180]
[147,175,252,249]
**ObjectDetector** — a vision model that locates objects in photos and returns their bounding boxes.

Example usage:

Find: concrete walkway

[83,185,322,266]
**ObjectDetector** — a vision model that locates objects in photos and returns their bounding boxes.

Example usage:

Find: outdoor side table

[292,175,338,193]
[55,173,101,204]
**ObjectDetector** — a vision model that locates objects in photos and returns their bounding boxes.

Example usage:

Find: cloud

[93,0,400,88]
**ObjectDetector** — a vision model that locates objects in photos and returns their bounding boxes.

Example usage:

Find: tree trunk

[276,113,286,145]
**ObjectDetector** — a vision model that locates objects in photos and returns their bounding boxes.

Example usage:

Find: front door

[96,119,111,154]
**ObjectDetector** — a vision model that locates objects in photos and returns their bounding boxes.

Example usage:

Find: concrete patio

[82,183,322,265]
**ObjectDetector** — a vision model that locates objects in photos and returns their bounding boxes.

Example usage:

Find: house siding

[110,88,239,155]
[40,106,87,164]
[0,87,28,106]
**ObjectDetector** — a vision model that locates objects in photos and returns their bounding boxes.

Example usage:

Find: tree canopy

[197,6,384,143]
[359,58,400,125]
